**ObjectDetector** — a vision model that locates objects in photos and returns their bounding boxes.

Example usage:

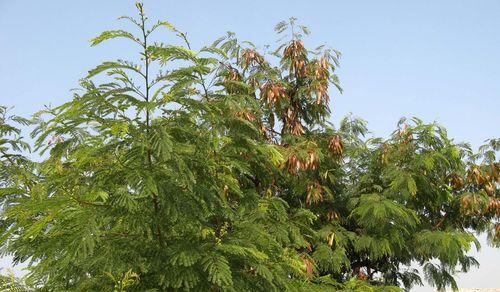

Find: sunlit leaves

[149,45,198,64]
[414,231,479,266]
[90,30,140,47]
[87,60,144,79]
[350,194,419,231]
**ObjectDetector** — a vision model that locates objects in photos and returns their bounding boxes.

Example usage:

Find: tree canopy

[0,3,498,291]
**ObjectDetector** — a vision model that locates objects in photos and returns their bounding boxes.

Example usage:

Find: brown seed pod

[300,255,314,275]
[400,124,413,144]
[328,135,343,157]
[285,148,319,174]
[224,68,241,82]
[235,110,255,122]
[290,122,305,136]
[467,166,483,185]
[485,181,495,196]
[242,49,264,68]
[304,150,319,170]
[447,173,464,190]
[314,83,329,105]
[491,162,499,182]
[283,40,305,58]
[309,58,329,80]
[488,197,500,215]
[259,124,269,139]
[326,209,340,222]
[260,81,286,104]
[283,40,307,76]
[285,154,300,174]
[283,108,305,136]
[306,181,323,207]
[320,56,329,69]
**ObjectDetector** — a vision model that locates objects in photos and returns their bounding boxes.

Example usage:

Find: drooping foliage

[0,3,498,291]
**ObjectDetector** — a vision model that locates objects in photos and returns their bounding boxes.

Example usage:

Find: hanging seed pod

[447,173,464,190]
[235,111,255,122]
[283,108,305,136]
[320,56,329,70]
[300,255,314,275]
[327,232,335,247]
[380,144,390,164]
[283,39,305,58]
[326,209,340,221]
[306,181,323,207]
[328,135,343,156]
[460,195,471,215]
[304,150,319,170]
[467,166,483,184]
[268,89,275,100]
[286,150,319,174]
[284,40,307,76]
[224,68,241,83]
[230,69,240,81]
[317,84,329,105]
[309,58,329,80]
[286,154,300,174]
[259,124,269,138]
[485,181,494,196]
[488,197,500,216]
[315,89,322,105]
[491,162,499,182]
[290,122,305,136]
[260,81,285,104]
[242,49,264,68]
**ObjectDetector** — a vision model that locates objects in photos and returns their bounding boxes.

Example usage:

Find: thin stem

[139,11,164,246]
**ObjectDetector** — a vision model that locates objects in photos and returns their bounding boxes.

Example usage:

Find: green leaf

[87,61,143,78]
[90,30,139,46]
[201,254,233,287]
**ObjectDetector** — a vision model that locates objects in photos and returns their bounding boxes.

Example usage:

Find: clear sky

[1,0,499,290]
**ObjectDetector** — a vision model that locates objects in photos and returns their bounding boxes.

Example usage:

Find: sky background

[0,0,499,290]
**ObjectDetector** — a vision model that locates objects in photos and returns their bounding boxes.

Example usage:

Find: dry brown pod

[328,135,343,156]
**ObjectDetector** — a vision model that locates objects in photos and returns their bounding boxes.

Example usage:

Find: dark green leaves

[201,253,233,287]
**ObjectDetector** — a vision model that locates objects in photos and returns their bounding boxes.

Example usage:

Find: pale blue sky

[0,0,499,290]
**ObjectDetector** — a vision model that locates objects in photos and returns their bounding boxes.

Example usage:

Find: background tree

[0,3,498,291]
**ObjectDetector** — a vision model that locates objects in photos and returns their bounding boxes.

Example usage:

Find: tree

[0,3,498,291]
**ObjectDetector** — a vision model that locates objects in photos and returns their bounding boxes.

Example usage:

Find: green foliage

[0,270,32,292]
[1,3,498,292]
